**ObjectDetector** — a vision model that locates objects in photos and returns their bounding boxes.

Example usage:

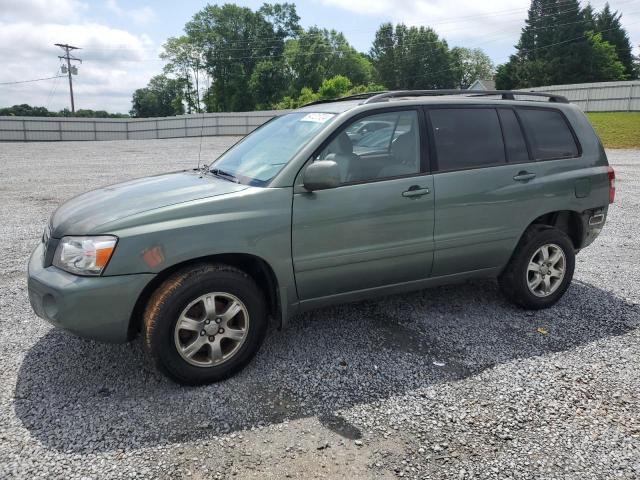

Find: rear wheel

[498,226,575,309]
[142,264,267,385]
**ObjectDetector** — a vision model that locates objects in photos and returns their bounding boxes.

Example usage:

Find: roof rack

[363,90,569,104]
[302,91,387,107]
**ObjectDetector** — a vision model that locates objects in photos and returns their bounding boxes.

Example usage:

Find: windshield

[210,112,335,186]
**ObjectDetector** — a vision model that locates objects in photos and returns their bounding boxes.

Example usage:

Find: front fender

[97,187,298,317]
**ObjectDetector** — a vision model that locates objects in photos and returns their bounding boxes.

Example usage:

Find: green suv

[27,90,615,385]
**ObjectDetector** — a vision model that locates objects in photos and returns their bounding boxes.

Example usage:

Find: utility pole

[55,43,82,113]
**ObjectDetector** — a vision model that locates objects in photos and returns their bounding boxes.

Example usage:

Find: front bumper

[27,243,155,343]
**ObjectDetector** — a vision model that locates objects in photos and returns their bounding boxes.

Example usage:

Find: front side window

[517,108,579,160]
[430,108,506,171]
[211,112,335,186]
[316,110,421,183]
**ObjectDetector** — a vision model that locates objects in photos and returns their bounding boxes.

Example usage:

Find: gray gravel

[0,139,638,479]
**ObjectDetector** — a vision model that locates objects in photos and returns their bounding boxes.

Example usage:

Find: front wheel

[498,226,576,309]
[142,264,267,385]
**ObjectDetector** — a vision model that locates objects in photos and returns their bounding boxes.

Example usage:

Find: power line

[100,7,640,67]
[0,75,65,85]
[122,8,640,64]
[45,64,64,110]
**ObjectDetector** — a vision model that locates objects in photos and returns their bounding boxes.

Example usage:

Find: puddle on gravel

[371,314,474,379]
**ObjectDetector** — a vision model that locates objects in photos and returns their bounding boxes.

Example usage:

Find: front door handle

[513,171,537,182]
[402,185,430,198]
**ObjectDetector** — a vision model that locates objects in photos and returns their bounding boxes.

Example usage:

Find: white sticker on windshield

[300,113,334,123]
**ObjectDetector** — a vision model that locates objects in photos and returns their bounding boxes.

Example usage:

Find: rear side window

[497,109,529,163]
[517,108,579,160]
[430,108,505,171]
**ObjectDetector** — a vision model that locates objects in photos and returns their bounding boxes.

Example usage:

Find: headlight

[53,236,118,276]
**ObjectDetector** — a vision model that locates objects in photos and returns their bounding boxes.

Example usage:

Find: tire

[142,263,267,385]
[498,226,575,310]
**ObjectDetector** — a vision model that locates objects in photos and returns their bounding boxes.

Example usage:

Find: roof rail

[363,90,569,104]
[302,91,387,107]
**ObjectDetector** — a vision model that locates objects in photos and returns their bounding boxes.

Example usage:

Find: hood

[50,170,248,237]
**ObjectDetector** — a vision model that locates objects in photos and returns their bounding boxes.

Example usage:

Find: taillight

[607,166,615,204]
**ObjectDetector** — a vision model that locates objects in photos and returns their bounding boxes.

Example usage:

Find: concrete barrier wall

[0,110,287,142]
[1,80,639,142]
[524,80,640,112]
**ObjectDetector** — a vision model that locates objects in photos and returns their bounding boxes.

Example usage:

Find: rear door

[428,106,542,276]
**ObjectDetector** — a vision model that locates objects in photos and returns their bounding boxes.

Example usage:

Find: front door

[291,108,435,301]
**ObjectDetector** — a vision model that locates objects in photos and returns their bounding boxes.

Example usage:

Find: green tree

[450,47,494,89]
[249,60,290,109]
[285,27,373,92]
[543,0,593,85]
[582,3,597,31]
[161,36,204,113]
[185,3,299,112]
[584,31,626,81]
[130,75,185,118]
[596,3,637,78]
[258,3,300,38]
[496,0,631,88]
[370,23,456,90]
[0,104,127,118]
[73,109,128,118]
[0,104,53,116]
[317,75,352,99]
[275,77,384,109]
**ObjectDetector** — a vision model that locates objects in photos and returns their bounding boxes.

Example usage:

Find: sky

[0,0,639,113]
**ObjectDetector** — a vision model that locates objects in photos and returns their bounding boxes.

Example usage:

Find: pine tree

[582,3,597,31]
[545,0,593,84]
[596,3,637,78]
[517,0,557,62]
[496,0,630,88]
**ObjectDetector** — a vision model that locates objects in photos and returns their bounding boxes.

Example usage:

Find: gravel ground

[0,139,638,479]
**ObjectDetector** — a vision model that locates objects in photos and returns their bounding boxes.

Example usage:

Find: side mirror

[303,160,341,191]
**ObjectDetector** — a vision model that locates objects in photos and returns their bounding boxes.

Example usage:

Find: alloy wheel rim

[527,243,566,298]
[174,292,249,367]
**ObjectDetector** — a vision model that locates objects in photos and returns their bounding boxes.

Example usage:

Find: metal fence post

[125,120,129,140]
[22,120,26,142]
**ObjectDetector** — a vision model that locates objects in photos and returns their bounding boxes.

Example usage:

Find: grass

[586,112,640,149]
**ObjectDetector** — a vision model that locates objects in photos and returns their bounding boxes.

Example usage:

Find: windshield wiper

[209,168,239,183]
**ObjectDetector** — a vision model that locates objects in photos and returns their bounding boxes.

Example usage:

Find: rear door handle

[513,171,537,182]
[402,185,430,198]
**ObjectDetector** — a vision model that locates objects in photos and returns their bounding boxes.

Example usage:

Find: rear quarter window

[517,108,579,160]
